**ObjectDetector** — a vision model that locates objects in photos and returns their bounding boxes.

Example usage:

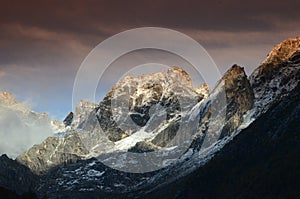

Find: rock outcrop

[72,100,98,129]
[63,112,74,127]
[262,37,300,65]
[250,37,300,115]
[219,64,254,137]
[191,64,254,149]
[16,133,89,174]
[16,100,99,174]
[0,92,17,106]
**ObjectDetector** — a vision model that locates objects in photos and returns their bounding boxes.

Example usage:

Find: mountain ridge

[0,37,299,198]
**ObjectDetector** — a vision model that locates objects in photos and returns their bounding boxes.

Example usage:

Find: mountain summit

[0,91,17,106]
[250,37,300,115]
[263,37,300,65]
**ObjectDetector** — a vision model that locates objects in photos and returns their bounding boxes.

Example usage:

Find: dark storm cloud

[0,0,299,66]
[1,0,299,34]
[0,0,299,64]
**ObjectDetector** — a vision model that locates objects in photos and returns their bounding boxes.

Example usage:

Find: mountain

[16,66,209,174]
[0,37,299,198]
[250,37,300,115]
[15,100,99,174]
[145,76,300,199]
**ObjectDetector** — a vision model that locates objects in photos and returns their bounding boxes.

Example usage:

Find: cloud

[1,0,299,34]
[0,101,54,158]
[0,23,93,67]
[0,63,77,120]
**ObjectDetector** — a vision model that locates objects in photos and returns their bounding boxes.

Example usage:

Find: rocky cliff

[250,37,300,115]
[219,64,254,138]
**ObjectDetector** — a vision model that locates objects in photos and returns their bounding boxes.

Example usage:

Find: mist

[0,103,54,159]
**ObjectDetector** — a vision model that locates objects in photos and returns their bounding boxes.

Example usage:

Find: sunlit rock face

[219,64,254,138]
[0,91,54,158]
[15,99,101,174]
[0,92,16,106]
[16,133,89,174]
[190,64,254,149]
[262,37,300,65]
[196,83,209,98]
[15,99,99,174]
[250,37,300,115]
[95,66,206,144]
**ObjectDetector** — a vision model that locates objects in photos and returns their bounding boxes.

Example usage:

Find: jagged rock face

[250,37,300,115]
[196,83,210,98]
[96,66,204,144]
[263,37,300,65]
[129,65,253,152]
[16,133,89,174]
[191,64,254,149]
[56,100,98,132]
[16,100,101,175]
[72,100,98,129]
[219,64,254,137]
[252,37,300,82]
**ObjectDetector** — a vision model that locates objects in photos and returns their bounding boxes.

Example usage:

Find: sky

[0,0,299,120]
